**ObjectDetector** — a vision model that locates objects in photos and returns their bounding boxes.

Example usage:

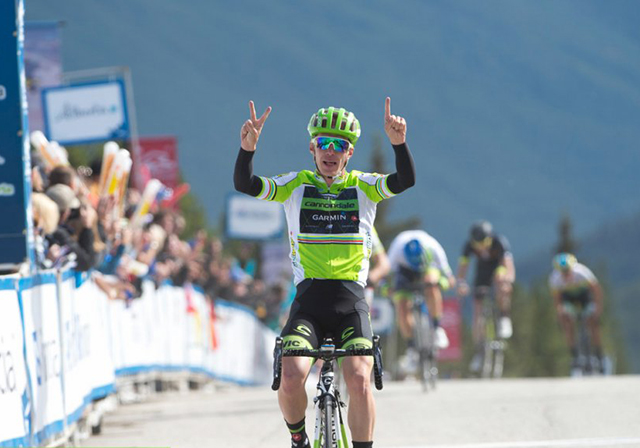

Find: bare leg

[394,297,414,341]
[343,356,375,442]
[278,357,313,424]
[425,284,442,323]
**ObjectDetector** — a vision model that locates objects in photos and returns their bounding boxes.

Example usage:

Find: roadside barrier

[0,268,276,447]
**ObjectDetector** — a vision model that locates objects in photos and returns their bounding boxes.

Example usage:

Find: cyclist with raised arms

[234,98,415,448]
[549,253,604,372]
[387,230,456,370]
[456,221,515,371]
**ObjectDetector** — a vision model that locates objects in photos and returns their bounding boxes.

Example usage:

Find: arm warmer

[233,148,262,196]
[386,143,416,194]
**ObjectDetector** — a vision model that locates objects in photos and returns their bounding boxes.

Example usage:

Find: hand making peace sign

[384,97,407,145]
[240,101,272,152]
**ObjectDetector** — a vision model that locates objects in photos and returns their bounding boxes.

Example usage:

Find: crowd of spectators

[28,145,291,330]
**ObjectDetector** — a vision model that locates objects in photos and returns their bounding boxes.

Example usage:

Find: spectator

[45,183,97,271]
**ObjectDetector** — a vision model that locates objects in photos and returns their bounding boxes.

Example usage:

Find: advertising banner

[225,193,285,240]
[0,286,30,447]
[20,277,65,445]
[42,79,130,145]
[439,298,462,361]
[137,136,179,189]
[24,22,62,133]
[0,0,34,267]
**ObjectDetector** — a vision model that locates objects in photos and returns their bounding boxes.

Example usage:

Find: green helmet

[307,107,361,145]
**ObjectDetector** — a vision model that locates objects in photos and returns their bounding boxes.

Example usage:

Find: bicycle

[569,302,602,377]
[411,292,438,392]
[272,336,384,448]
[472,286,507,379]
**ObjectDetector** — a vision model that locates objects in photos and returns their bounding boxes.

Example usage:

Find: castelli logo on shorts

[294,324,312,337]
[341,327,355,341]
[292,434,303,442]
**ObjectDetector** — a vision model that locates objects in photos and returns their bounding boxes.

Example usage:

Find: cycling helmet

[404,239,428,271]
[308,107,361,145]
[553,253,577,271]
[470,220,493,242]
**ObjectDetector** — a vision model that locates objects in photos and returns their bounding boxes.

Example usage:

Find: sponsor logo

[283,339,305,349]
[347,342,371,350]
[54,102,119,122]
[0,183,16,197]
[303,200,355,209]
[312,213,346,222]
[341,327,355,341]
[0,337,17,394]
[294,324,312,337]
[0,85,6,101]
[0,155,5,165]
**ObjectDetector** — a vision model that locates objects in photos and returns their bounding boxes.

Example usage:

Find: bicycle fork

[312,367,348,448]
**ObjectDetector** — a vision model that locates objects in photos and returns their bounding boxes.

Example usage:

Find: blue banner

[0,0,34,268]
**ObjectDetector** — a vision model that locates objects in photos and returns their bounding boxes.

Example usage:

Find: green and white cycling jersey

[254,169,396,286]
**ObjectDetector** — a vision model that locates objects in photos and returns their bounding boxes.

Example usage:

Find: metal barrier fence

[0,268,276,447]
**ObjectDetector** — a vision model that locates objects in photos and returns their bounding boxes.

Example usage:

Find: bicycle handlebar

[271,336,384,391]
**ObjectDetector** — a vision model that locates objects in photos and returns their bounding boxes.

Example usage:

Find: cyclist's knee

[280,358,310,393]
[342,357,373,392]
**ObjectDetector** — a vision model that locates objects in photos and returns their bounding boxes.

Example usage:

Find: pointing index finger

[385,97,391,120]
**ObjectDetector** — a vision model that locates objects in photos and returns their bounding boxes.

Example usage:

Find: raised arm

[234,101,272,195]
[383,97,415,194]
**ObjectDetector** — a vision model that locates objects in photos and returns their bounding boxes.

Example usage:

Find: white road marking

[383,437,640,448]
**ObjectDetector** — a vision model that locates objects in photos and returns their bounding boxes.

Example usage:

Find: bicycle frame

[272,336,384,448]
[475,286,506,378]
[411,292,437,391]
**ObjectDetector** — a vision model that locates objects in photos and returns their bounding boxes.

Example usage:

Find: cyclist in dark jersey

[234,98,415,448]
[456,221,515,370]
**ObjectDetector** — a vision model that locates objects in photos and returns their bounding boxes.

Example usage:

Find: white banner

[1,270,278,446]
[42,80,129,144]
[21,277,65,445]
[0,287,30,446]
[226,193,284,240]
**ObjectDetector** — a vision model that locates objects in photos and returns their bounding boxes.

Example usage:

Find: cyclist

[234,98,415,448]
[456,221,515,371]
[387,230,455,368]
[549,253,604,372]
[364,227,391,308]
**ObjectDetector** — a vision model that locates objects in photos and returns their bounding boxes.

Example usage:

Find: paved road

[81,376,640,448]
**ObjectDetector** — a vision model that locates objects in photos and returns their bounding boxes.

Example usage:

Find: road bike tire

[323,399,338,448]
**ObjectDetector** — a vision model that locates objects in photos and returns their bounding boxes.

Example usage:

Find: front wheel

[322,399,338,448]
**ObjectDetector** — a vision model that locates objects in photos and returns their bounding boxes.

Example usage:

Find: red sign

[439,298,462,361]
[136,136,179,189]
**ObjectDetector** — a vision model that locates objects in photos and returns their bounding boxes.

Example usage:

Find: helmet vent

[331,111,338,129]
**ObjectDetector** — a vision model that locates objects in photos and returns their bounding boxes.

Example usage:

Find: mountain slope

[24,0,640,261]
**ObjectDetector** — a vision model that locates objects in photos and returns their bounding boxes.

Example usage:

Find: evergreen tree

[555,213,578,254]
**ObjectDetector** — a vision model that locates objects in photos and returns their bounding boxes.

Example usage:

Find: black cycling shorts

[561,289,592,307]
[280,279,373,351]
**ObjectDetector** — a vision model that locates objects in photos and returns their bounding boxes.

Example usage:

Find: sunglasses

[313,136,351,152]
[471,236,492,248]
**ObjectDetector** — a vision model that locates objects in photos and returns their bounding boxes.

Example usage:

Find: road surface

[81,375,640,448]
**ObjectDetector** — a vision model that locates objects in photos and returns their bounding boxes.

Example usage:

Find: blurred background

[20,0,639,372]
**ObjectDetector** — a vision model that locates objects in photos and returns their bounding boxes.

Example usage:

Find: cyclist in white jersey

[549,253,604,370]
[234,98,415,448]
[387,230,456,358]
[364,227,390,307]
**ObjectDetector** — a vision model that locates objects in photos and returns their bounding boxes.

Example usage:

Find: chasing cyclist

[456,221,515,372]
[234,98,415,448]
[387,230,455,372]
[549,253,604,373]
[364,227,391,308]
